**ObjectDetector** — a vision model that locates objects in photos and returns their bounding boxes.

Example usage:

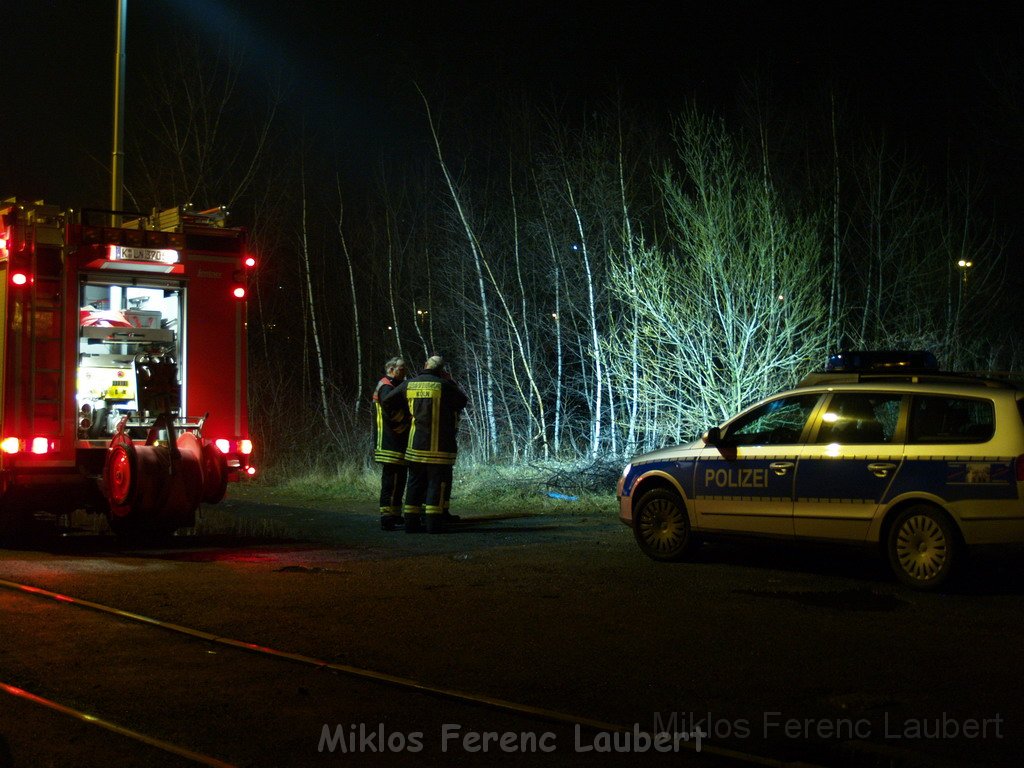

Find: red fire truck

[0,198,255,540]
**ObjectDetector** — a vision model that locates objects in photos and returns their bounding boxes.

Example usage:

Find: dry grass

[185,506,291,538]
[228,459,618,517]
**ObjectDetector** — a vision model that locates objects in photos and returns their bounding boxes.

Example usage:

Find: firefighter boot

[404,514,424,533]
[425,513,446,534]
[380,514,404,531]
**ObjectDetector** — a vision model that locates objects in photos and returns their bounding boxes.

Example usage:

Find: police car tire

[886,505,958,590]
[633,488,699,562]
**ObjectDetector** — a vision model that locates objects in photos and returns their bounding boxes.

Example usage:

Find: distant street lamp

[957,259,973,285]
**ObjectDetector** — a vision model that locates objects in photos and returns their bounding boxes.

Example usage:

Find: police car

[617,352,1024,589]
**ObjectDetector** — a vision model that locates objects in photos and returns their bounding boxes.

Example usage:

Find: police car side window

[815,392,901,445]
[909,396,995,444]
[726,394,820,446]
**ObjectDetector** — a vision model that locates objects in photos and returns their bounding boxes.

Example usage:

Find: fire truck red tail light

[214,438,252,455]
[11,271,30,286]
[244,256,256,268]
[245,466,257,477]
[232,286,246,299]
[0,437,57,456]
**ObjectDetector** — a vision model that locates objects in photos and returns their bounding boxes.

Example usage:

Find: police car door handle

[769,461,794,475]
[867,462,897,477]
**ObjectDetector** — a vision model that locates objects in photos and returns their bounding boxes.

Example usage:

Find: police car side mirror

[703,427,721,445]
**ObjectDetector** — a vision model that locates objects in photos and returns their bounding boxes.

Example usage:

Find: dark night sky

[2,1,1022,207]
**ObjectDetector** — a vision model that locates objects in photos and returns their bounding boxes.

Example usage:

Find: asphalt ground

[2,488,1024,767]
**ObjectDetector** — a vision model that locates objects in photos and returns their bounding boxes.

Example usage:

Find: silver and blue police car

[617,352,1024,589]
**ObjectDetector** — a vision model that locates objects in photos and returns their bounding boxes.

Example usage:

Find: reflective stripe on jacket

[372,376,410,464]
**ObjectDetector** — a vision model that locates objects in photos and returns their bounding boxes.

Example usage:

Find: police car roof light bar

[826,350,939,373]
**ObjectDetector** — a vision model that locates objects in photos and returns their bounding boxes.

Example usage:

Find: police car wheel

[886,505,958,590]
[633,488,699,562]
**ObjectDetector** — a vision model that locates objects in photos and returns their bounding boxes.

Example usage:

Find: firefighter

[383,355,468,534]
[372,357,410,530]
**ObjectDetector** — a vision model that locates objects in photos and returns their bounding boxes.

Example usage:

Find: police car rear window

[908,395,994,444]
[815,392,901,444]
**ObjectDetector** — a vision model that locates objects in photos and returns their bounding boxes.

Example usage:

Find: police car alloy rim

[893,512,949,583]
[638,496,686,554]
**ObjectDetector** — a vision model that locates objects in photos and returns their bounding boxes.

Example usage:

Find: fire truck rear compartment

[77,280,183,438]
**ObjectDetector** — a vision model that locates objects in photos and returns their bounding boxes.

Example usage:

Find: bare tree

[126,28,280,212]
[298,159,330,429]
[607,108,828,442]
[418,86,499,457]
[333,177,364,413]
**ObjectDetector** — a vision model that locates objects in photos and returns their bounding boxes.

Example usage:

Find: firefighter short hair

[385,357,405,374]
[424,355,445,371]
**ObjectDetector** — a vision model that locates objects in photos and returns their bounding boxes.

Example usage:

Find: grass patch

[226,459,618,517]
[184,506,292,539]
[453,462,617,516]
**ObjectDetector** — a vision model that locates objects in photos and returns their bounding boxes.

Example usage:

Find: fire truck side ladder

[26,223,65,441]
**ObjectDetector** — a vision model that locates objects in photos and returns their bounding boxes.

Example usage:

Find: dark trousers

[438,464,453,511]
[379,462,407,515]
[404,462,454,516]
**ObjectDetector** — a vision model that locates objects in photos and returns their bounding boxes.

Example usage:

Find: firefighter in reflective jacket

[373,357,410,530]
[383,355,468,533]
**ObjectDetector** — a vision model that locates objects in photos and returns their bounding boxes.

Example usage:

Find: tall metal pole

[111,0,127,224]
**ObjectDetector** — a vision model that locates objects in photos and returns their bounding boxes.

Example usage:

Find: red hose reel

[103,415,226,530]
